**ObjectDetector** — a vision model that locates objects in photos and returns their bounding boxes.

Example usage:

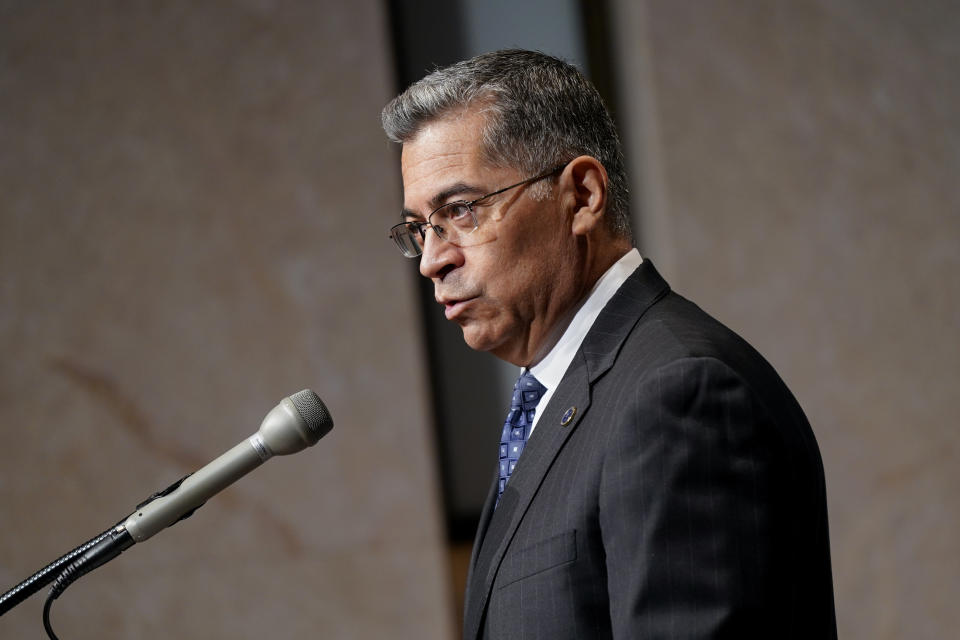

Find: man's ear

[564,155,608,236]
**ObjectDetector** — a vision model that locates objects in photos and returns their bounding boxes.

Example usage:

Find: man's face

[400,109,584,366]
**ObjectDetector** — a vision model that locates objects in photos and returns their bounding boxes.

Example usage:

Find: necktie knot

[498,371,546,503]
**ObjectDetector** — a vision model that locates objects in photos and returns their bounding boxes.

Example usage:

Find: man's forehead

[400,119,489,206]
[402,116,481,165]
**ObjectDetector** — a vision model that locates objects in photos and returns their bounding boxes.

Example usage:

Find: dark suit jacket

[463,261,837,639]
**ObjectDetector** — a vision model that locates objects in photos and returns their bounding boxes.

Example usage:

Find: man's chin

[458,323,501,354]
[459,324,525,365]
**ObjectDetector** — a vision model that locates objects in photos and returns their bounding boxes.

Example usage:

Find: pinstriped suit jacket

[462,261,837,639]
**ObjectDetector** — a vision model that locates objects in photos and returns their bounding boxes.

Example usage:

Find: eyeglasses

[389,164,568,258]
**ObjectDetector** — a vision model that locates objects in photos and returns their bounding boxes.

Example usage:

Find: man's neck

[525,243,635,367]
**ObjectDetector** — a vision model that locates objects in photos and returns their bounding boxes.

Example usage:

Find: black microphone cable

[42,590,59,640]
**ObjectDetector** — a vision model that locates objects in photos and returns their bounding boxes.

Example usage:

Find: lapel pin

[560,406,577,426]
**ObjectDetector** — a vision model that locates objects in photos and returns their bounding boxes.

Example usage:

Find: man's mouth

[438,295,477,321]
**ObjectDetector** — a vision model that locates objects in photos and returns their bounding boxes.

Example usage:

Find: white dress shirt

[526,248,643,435]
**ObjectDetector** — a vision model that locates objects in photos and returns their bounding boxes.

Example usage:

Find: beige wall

[612,1,959,637]
[0,3,452,638]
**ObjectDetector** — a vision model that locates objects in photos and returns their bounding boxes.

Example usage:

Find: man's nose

[419,230,463,280]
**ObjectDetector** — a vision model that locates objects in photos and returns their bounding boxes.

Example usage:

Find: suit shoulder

[615,291,806,416]
[623,291,757,364]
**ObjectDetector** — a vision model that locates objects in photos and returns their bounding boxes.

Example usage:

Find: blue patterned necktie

[497,371,547,505]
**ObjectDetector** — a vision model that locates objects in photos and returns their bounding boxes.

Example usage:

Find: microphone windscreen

[290,389,334,439]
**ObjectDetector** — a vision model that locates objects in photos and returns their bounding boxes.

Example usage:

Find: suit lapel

[581,260,670,381]
[462,261,671,639]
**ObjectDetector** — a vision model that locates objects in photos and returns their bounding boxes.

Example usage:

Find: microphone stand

[0,472,196,618]
[0,475,193,639]
[40,526,134,639]
[0,525,124,616]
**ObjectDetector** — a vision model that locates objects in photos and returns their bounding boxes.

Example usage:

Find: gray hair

[382,49,632,239]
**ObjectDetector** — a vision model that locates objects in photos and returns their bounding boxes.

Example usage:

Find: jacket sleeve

[599,355,781,638]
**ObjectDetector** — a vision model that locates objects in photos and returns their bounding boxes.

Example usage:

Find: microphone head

[257,389,334,455]
[289,389,334,440]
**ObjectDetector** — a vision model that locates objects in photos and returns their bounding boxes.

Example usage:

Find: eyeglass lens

[391,224,424,257]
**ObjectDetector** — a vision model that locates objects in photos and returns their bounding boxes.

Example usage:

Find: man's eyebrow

[400,182,485,220]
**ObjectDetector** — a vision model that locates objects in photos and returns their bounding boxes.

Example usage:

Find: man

[383,50,837,639]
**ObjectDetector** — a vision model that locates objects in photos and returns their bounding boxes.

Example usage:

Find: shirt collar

[529,247,643,397]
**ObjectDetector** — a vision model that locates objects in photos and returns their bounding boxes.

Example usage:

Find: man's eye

[445,203,472,221]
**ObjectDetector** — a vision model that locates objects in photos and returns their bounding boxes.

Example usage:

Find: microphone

[124,388,333,542]
[0,389,334,618]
